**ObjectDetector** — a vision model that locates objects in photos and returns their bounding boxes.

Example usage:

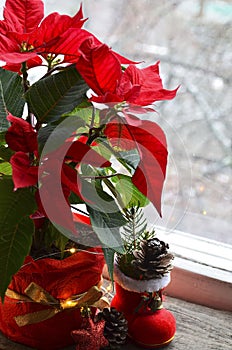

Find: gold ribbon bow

[6,282,109,327]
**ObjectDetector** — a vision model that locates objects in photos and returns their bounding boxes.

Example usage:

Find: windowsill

[156,227,232,311]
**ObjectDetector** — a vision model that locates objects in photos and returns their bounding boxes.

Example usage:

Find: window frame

[156,227,232,311]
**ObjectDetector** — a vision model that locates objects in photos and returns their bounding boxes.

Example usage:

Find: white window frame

[156,227,232,311]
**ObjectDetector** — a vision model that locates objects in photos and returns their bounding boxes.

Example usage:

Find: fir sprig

[117,205,174,280]
[121,205,155,254]
[117,205,156,278]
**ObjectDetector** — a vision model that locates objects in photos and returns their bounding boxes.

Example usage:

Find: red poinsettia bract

[0,0,90,71]
[76,39,178,107]
[5,114,38,189]
[34,138,111,232]
[0,0,135,73]
[10,152,38,189]
[104,115,168,215]
[5,114,38,154]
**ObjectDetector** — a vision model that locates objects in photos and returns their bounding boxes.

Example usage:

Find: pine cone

[132,238,174,279]
[97,307,128,349]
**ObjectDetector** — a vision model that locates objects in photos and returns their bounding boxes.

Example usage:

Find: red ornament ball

[128,308,176,349]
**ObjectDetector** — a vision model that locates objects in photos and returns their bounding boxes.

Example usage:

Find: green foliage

[85,178,126,247]
[81,178,122,212]
[121,205,154,254]
[0,145,13,162]
[0,140,13,176]
[0,131,6,143]
[46,223,69,256]
[25,65,89,123]
[118,149,140,173]
[67,102,98,125]
[0,68,25,132]
[0,161,12,175]
[76,178,125,281]
[69,191,84,205]
[38,115,85,153]
[116,205,156,279]
[102,247,115,283]
[112,174,149,208]
[88,205,125,253]
[0,177,36,299]
[90,143,112,162]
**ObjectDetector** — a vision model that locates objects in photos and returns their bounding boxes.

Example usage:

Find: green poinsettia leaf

[0,161,12,175]
[25,65,88,123]
[81,179,125,251]
[91,143,112,162]
[102,247,115,283]
[38,115,85,153]
[0,178,36,300]
[0,131,6,143]
[112,174,149,208]
[46,223,69,256]
[67,102,96,124]
[0,68,25,132]
[69,191,84,205]
[118,149,140,173]
[0,145,13,162]
[87,206,124,254]
[81,178,125,216]
[80,177,127,253]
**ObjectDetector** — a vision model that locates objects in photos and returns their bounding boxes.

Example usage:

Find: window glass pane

[82,0,231,245]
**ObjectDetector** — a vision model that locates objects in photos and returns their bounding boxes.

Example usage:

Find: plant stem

[41,65,65,79]
[131,207,137,250]
[21,62,33,125]
[82,173,119,180]
[90,106,96,129]
[31,218,49,253]
[103,177,126,215]
[70,205,89,216]
[21,62,29,93]
[87,107,97,145]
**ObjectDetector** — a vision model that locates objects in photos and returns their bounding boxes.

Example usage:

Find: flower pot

[0,248,104,350]
[111,264,176,348]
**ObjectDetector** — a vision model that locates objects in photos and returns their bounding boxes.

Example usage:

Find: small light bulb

[62,299,76,309]
[199,185,205,193]
[69,248,76,254]
[106,282,113,292]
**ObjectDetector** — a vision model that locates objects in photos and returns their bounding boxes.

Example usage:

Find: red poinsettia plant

[0,0,178,300]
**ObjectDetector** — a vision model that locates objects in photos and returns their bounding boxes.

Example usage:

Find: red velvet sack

[0,248,104,350]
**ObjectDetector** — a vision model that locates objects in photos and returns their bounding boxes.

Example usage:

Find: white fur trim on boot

[113,263,171,293]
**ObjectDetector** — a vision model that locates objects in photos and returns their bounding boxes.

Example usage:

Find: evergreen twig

[121,205,155,254]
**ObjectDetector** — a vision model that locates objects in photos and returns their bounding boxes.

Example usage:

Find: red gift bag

[0,248,104,350]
